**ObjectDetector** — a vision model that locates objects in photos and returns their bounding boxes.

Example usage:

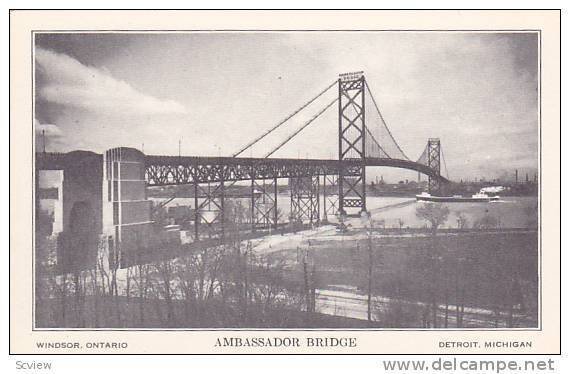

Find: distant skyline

[34,32,538,181]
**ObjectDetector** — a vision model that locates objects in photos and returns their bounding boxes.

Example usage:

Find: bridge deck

[144,155,449,186]
[35,152,448,186]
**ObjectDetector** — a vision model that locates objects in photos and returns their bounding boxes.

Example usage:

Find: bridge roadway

[144,155,449,186]
[35,152,449,186]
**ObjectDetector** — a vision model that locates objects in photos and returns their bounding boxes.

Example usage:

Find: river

[151,195,538,229]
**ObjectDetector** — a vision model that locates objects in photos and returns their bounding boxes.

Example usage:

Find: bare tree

[152,259,175,326]
[88,265,100,327]
[397,218,405,231]
[453,256,467,327]
[374,298,421,328]
[174,254,199,324]
[416,203,450,234]
[250,253,305,326]
[133,260,151,325]
[109,244,121,326]
[473,214,499,230]
[205,245,227,301]
[35,211,60,327]
[455,212,469,229]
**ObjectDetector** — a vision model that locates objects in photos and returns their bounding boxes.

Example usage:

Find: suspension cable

[265,97,338,158]
[365,81,410,160]
[441,146,450,179]
[233,80,337,157]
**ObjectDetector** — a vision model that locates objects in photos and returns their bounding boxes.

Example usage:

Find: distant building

[37,170,64,234]
[167,205,194,227]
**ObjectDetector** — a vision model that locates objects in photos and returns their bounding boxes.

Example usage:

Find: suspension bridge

[36,71,450,247]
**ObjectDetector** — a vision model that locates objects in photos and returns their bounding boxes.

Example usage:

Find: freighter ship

[415,191,500,203]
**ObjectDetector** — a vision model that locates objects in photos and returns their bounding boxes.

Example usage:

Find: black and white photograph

[32,30,541,330]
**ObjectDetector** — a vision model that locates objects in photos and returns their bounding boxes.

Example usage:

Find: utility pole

[302,246,316,314]
[303,250,310,313]
[244,241,251,321]
[361,211,373,323]
[42,130,46,153]
[367,229,372,322]
[311,262,316,314]
[178,139,181,157]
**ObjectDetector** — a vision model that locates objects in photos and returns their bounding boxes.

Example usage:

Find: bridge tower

[194,179,225,241]
[251,177,278,230]
[427,138,441,194]
[338,71,366,215]
[322,174,339,222]
[290,176,320,224]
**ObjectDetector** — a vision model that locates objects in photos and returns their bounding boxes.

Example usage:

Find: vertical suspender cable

[365,82,410,161]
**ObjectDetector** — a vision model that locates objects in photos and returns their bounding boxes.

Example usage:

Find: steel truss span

[35,153,449,186]
[142,155,449,187]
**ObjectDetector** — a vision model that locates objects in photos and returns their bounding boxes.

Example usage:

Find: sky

[34,32,538,182]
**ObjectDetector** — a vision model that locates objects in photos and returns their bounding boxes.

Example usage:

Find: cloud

[34,119,62,137]
[35,47,188,116]
[34,119,67,152]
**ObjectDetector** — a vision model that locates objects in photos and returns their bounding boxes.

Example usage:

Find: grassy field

[272,230,538,328]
